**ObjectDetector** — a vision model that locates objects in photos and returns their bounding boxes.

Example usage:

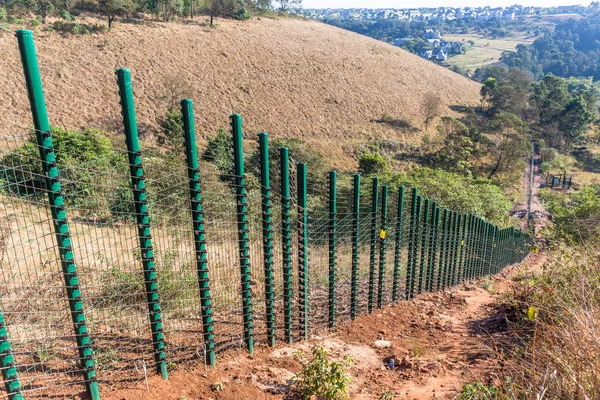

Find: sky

[302,0,590,9]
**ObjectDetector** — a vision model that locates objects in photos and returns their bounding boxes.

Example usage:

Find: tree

[432,116,476,176]
[487,113,531,179]
[480,77,497,110]
[278,0,300,12]
[421,92,444,131]
[99,0,136,28]
[203,0,249,27]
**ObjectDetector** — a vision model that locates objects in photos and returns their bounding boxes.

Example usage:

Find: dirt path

[105,252,546,400]
[511,149,550,237]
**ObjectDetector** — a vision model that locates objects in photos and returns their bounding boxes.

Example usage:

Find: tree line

[501,13,600,80]
[0,0,301,28]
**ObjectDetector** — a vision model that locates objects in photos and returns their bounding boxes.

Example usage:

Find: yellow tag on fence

[461,240,464,245]
[380,230,386,239]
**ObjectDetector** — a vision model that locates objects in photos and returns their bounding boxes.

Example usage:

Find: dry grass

[497,242,600,399]
[0,16,481,169]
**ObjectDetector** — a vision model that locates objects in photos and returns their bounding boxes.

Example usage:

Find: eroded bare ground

[104,253,545,400]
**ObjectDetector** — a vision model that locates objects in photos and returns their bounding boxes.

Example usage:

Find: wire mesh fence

[0,29,534,399]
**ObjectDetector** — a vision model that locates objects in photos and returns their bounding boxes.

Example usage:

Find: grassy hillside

[0,17,481,168]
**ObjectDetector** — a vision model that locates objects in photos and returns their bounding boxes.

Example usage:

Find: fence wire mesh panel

[0,28,535,399]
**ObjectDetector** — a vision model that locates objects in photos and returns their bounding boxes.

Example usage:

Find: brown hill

[0,17,481,168]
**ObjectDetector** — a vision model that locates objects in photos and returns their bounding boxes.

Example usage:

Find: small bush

[52,20,107,35]
[157,108,184,148]
[9,16,25,25]
[358,153,389,175]
[29,18,40,26]
[0,8,7,23]
[203,128,234,176]
[294,345,354,400]
[60,9,74,20]
[455,382,498,399]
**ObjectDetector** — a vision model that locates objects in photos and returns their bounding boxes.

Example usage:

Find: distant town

[297,4,599,64]
[299,4,592,22]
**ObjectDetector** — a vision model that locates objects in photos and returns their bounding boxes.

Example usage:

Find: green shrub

[0,127,119,203]
[0,8,7,23]
[29,18,40,26]
[455,382,498,399]
[157,108,184,148]
[60,9,74,20]
[294,345,354,400]
[232,0,250,20]
[10,16,25,25]
[540,185,600,242]
[382,168,512,226]
[203,128,234,176]
[358,153,389,175]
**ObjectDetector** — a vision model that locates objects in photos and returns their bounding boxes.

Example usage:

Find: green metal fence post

[181,99,216,365]
[467,214,476,280]
[280,148,293,343]
[116,68,168,378]
[258,132,275,346]
[482,222,490,276]
[350,174,361,320]
[16,29,101,397]
[431,205,441,291]
[392,186,405,302]
[297,163,309,339]
[426,203,438,292]
[328,170,337,328]
[442,211,452,289]
[368,178,379,312]
[457,214,467,284]
[231,114,254,353]
[436,209,448,290]
[412,196,422,296]
[451,213,461,286]
[377,185,388,308]
[450,212,459,287]
[0,309,23,400]
[418,198,429,294]
[406,188,418,300]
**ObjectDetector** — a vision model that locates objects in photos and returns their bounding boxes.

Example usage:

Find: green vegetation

[455,382,498,399]
[502,13,600,80]
[540,185,600,242]
[293,345,354,400]
[0,0,297,29]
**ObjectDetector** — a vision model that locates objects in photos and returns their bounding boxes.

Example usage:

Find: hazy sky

[303,0,589,9]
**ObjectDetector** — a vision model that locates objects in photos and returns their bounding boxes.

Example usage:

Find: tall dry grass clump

[502,242,600,399]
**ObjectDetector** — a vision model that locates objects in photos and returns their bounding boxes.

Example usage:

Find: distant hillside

[0,17,481,168]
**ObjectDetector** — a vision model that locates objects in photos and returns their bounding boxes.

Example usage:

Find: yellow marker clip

[461,240,464,246]
[380,230,386,239]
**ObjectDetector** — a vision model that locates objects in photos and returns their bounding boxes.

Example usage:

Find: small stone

[374,340,392,348]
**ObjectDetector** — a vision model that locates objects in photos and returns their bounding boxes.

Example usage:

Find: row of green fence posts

[547,171,573,189]
[2,28,533,399]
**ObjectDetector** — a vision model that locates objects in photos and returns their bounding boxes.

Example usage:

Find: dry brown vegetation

[0,16,481,169]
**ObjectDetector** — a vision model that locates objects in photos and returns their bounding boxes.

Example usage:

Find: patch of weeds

[211,382,225,392]
[379,392,395,400]
[410,340,423,358]
[482,277,495,294]
[455,382,498,399]
[293,345,354,400]
[9,16,25,25]
[34,344,54,365]
[94,347,120,371]
[52,20,107,35]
